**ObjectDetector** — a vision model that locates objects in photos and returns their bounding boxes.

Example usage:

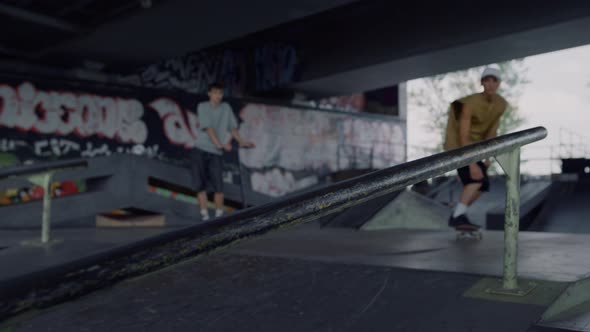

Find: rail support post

[486,148,536,296]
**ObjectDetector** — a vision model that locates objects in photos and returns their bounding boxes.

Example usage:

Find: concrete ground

[2,222,589,331]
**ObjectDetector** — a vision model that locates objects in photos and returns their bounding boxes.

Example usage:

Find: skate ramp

[529,177,590,233]
[361,190,450,231]
[319,190,402,229]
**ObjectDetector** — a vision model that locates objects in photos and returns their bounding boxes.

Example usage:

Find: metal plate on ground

[464,277,568,306]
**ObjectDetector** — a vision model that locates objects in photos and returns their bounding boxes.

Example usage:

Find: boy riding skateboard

[444,67,509,233]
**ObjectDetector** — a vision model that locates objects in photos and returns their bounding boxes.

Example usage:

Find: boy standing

[191,82,255,221]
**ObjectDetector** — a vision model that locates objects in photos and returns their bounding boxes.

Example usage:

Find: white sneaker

[215,209,224,218]
[200,209,210,221]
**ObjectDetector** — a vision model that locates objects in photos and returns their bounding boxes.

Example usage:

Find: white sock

[200,209,209,216]
[453,203,468,218]
[215,209,224,217]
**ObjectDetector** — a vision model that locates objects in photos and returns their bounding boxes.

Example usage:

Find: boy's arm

[206,128,224,149]
[227,105,255,148]
[231,129,255,148]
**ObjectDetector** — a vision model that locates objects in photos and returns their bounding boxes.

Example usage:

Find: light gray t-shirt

[195,101,238,155]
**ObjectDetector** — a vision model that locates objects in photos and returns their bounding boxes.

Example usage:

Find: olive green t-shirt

[444,93,508,151]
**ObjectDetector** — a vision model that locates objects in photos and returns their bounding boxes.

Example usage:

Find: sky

[407,44,590,175]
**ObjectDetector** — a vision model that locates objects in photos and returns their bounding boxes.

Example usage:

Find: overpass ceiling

[129,1,589,97]
[2,0,590,96]
[0,0,357,70]
[293,15,590,96]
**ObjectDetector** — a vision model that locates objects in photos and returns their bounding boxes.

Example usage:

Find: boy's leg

[465,161,490,206]
[450,162,487,227]
[190,150,210,220]
[208,153,225,217]
[197,191,208,210]
[460,183,482,206]
[214,193,224,210]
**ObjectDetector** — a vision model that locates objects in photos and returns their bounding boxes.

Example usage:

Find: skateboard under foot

[455,226,483,240]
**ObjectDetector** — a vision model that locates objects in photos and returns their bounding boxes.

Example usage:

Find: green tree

[410,60,529,153]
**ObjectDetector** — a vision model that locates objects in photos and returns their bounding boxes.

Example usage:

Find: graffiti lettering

[0,139,27,152]
[116,144,162,158]
[81,142,111,158]
[149,98,199,148]
[238,103,406,175]
[0,82,148,144]
[135,50,244,96]
[250,168,318,197]
[34,138,81,157]
[255,44,298,91]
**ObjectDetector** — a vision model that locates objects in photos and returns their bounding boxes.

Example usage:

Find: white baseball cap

[481,67,501,81]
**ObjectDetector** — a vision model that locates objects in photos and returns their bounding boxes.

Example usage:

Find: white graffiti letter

[149,98,194,148]
[77,94,100,137]
[117,99,147,144]
[0,85,18,128]
[56,92,79,135]
[32,91,61,134]
[16,82,37,130]
[95,96,118,139]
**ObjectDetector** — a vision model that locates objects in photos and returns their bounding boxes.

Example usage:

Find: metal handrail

[119,126,545,284]
[233,126,547,292]
[0,127,547,319]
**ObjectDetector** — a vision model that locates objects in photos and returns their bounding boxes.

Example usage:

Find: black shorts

[190,149,223,193]
[457,161,489,192]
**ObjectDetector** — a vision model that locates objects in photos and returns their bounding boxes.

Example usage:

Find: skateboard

[455,225,483,240]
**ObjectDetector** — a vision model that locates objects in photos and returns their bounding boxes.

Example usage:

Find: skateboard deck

[455,225,482,240]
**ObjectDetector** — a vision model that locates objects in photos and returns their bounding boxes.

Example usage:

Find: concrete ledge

[96,209,166,228]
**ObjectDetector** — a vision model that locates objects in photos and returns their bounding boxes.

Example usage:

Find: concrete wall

[0,154,265,228]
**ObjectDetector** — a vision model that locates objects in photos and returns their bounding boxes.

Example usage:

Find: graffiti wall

[0,77,405,198]
[134,50,246,97]
[0,81,176,162]
[254,43,299,92]
[237,104,405,196]
[122,43,301,97]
